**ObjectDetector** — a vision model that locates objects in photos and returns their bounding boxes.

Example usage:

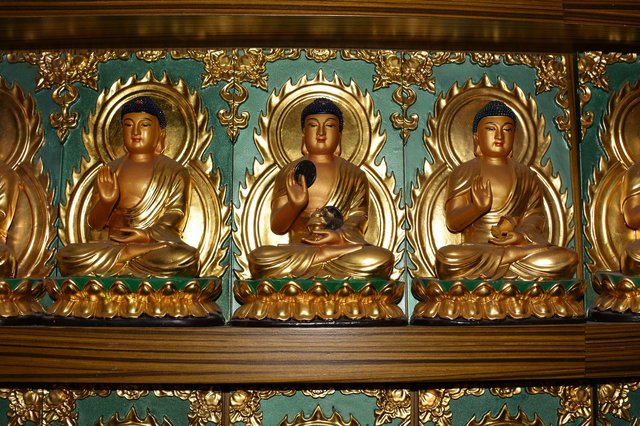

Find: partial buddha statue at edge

[435,100,578,281]
[620,160,640,275]
[0,161,20,277]
[248,97,395,279]
[57,96,199,277]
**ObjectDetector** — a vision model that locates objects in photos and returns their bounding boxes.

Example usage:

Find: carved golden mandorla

[46,278,222,319]
[279,405,360,426]
[412,280,585,321]
[466,404,545,426]
[233,280,404,322]
[95,407,172,426]
[0,77,55,279]
[408,76,572,278]
[59,71,230,278]
[586,81,640,274]
[234,70,403,280]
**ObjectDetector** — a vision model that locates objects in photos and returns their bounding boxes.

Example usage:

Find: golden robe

[436,158,577,280]
[0,162,20,277]
[57,155,199,277]
[248,158,394,279]
[621,162,640,275]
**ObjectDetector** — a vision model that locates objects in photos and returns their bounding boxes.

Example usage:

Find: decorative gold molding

[46,278,222,320]
[390,85,418,144]
[301,390,336,399]
[340,50,404,91]
[116,389,150,400]
[342,389,411,426]
[470,53,575,146]
[504,54,573,146]
[469,53,502,67]
[412,280,585,321]
[419,388,485,426]
[342,50,465,144]
[578,52,638,138]
[155,390,223,426]
[6,50,130,142]
[598,382,640,425]
[0,279,44,318]
[135,50,168,62]
[0,388,42,425]
[305,49,338,62]
[171,48,301,141]
[233,280,404,322]
[489,387,522,398]
[466,404,545,426]
[42,388,110,425]
[230,390,296,426]
[95,408,172,426]
[526,386,593,426]
[409,76,572,277]
[592,273,640,314]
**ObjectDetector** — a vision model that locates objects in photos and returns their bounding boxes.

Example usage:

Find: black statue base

[411,316,586,326]
[589,309,640,322]
[40,313,225,327]
[230,317,407,327]
[0,315,44,326]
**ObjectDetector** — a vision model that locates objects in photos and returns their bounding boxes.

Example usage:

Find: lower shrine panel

[7,383,640,425]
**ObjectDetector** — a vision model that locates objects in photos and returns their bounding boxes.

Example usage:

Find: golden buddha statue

[248,98,395,279]
[0,161,20,277]
[435,100,578,281]
[57,96,199,277]
[620,162,640,275]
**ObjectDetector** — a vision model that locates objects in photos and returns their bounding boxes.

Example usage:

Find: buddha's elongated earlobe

[473,133,481,157]
[154,130,166,155]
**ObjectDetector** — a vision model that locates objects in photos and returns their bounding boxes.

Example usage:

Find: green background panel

[73,391,196,426]
[239,389,408,426]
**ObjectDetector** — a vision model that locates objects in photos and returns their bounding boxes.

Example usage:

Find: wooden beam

[0,325,584,385]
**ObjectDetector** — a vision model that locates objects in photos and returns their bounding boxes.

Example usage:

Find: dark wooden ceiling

[1,1,639,51]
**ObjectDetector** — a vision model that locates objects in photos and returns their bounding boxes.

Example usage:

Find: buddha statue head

[120,96,167,157]
[472,100,517,159]
[300,97,343,156]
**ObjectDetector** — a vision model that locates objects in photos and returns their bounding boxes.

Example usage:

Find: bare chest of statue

[116,158,155,209]
[481,161,514,210]
[306,161,338,212]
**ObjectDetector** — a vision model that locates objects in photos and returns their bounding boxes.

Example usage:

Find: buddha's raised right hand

[96,166,119,204]
[471,175,492,214]
[286,168,308,210]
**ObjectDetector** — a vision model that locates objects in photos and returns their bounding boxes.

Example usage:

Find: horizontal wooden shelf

[0,322,633,386]
[0,1,639,51]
